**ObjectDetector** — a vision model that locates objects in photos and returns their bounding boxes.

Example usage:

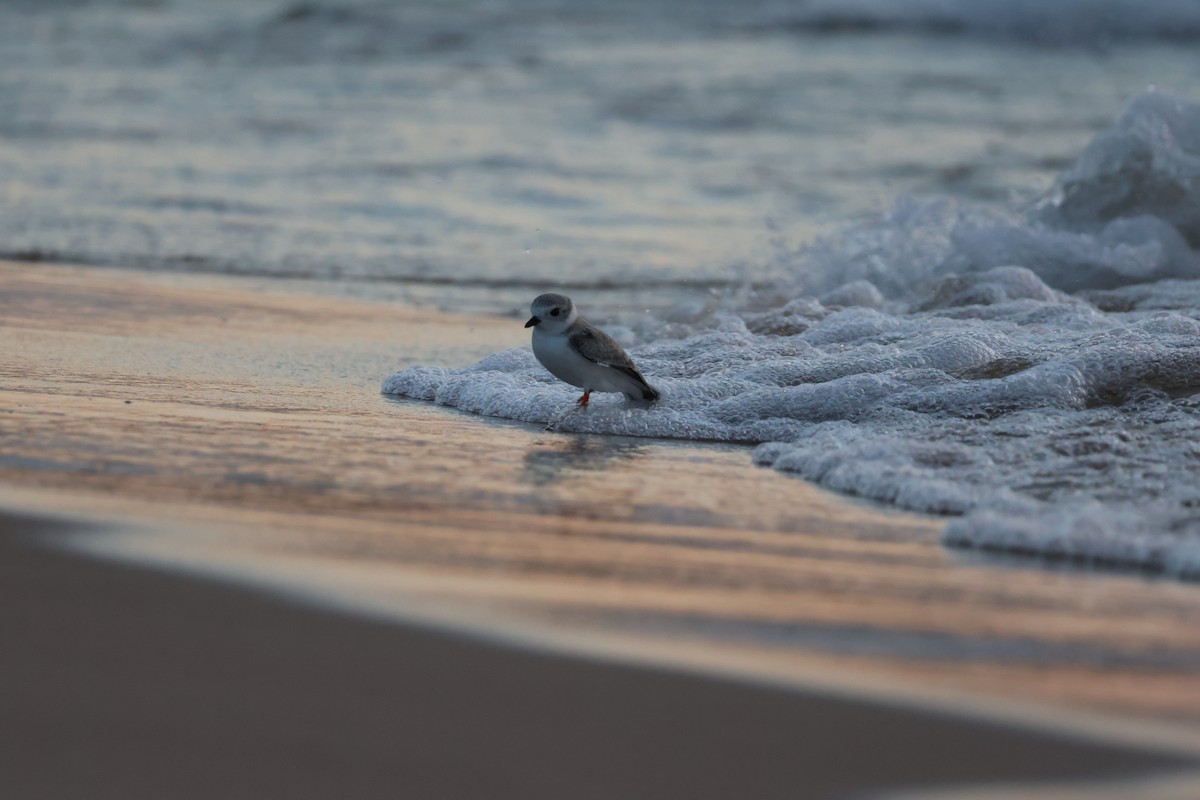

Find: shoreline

[5,260,1200,795]
[4,509,1197,800]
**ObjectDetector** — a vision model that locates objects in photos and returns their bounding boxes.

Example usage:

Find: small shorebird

[525,293,660,407]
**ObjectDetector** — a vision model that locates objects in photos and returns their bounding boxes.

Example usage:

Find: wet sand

[4,260,1200,796]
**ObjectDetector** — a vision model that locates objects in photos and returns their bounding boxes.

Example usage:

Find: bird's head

[525,293,576,333]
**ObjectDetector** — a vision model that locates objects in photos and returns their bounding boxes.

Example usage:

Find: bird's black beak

[524,316,540,328]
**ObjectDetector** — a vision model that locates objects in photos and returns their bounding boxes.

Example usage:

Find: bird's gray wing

[569,323,655,389]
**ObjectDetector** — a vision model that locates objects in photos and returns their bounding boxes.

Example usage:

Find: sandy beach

[4,260,1200,797]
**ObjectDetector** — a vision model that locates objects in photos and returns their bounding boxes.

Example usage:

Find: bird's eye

[550,308,560,317]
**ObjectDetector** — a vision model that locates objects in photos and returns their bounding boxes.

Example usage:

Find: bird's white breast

[532,329,590,387]
[532,329,632,393]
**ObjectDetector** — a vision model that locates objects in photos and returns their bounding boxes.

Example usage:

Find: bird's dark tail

[626,382,659,402]
[621,367,660,403]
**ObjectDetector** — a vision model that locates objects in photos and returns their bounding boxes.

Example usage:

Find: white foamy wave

[384,89,1200,578]
[1040,89,1200,247]
[775,91,1200,304]
[774,0,1200,44]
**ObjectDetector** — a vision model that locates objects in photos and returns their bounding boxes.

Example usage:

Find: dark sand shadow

[2,511,1196,800]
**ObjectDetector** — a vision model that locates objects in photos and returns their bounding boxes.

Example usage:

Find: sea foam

[384,89,1200,578]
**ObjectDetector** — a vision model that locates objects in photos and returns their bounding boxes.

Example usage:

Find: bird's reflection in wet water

[520,435,645,487]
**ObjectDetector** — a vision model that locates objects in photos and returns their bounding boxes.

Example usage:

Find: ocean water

[6,1,1200,575]
[8,0,1200,306]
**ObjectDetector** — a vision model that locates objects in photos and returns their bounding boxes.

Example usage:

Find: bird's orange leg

[577,390,591,408]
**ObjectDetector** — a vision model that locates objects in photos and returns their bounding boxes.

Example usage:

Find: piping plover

[525,293,659,407]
